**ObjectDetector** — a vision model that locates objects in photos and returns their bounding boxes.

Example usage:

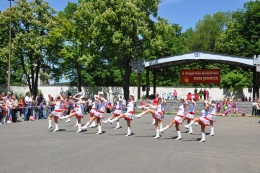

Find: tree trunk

[122,56,131,100]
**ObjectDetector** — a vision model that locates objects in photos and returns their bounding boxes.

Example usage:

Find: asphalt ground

[0,114,260,173]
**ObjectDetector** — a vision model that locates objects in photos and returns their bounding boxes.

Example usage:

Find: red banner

[180,69,220,84]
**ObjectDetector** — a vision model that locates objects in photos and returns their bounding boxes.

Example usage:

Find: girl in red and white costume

[88,95,98,128]
[60,92,86,133]
[110,94,135,136]
[103,95,123,129]
[184,100,210,142]
[183,97,196,134]
[81,92,106,134]
[48,95,63,132]
[159,96,188,140]
[147,93,159,124]
[136,96,166,138]
[207,99,217,136]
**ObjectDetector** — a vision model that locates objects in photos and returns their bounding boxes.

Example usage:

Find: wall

[0,85,253,102]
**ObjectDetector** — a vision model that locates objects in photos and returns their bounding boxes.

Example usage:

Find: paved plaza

[1,114,260,173]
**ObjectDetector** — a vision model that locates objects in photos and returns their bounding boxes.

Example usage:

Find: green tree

[10,0,63,96]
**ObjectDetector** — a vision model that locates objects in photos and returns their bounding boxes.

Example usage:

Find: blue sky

[0,0,250,31]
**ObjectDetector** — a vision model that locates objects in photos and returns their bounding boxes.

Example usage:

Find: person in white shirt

[24,92,32,121]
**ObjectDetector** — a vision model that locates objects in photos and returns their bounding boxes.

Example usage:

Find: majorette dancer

[135,95,166,138]
[147,93,159,125]
[60,92,87,133]
[109,94,136,136]
[81,92,106,134]
[47,95,63,132]
[103,95,123,129]
[183,97,196,134]
[184,100,210,142]
[207,99,217,136]
[159,96,188,140]
[88,96,97,128]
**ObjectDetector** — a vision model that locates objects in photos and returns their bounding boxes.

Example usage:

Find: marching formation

[47,91,216,142]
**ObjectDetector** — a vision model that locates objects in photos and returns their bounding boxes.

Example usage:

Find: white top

[127,101,135,112]
[209,104,217,115]
[201,110,208,117]
[98,100,106,112]
[157,102,162,113]
[116,100,122,109]
[177,104,184,116]
[188,103,196,113]
[54,101,62,110]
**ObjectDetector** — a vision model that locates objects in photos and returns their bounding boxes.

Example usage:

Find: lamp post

[8,0,14,92]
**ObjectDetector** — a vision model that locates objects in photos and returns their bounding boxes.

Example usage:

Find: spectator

[0,95,5,124]
[35,94,44,119]
[203,89,206,100]
[252,99,257,116]
[24,92,32,121]
[6,94,13,123]
[257,100,260,116]
[19,96,25,120]
[11,94,19,122]
[199,89,203,99]
[173,90,177,100]
[206,90,209,100]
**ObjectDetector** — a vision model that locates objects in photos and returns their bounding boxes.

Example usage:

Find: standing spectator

[0,95,5,124]
[19,96,25,120]
[257,100,260,116]
[199,89,203,99]
[24,92,32,121]
[206,90,209,100]
[11,95,19,122]
[35,94,44,119]
[252,99,257,116]
[173,90,177,100]
[203,89,206,100]
[6,94,13,123]
[31,95,36,119]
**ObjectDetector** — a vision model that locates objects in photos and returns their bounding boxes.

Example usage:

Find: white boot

[184,121,195,129]
[76,124,82,133]
[159,123,163,131]
[188,126,193,134]
[96,126,102,134]
[89,121,96,127]
[74,120,78,127]
[194,122,199,126]
[109,117,118,124]
[200,132,206,142]
[53,123,59,132]
[135,112,145,118]
[115,121,121,129]
[60,116,68,120]
[176,131,182,140]
[151,118,155,124]
[159,125,169,132]
[65,118,71,122]
[125,127,131,136]
[209,127,214,136]
[81,121,90,130]
[154,129,160,138]
[48,120,52,129]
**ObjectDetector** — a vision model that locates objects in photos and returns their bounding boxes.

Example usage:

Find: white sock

[116,121,120,127]
[112,117,119,122]
[98,126,102,133]
[152,118,155,123]
[83,121,90,128]
[202,132,205,140]
[48,120,52,127]
[55,123,58,130]
[188,121,195,126]
[163,125,169,131]
[75,119,78,125]
[189,126,193,132]
[156,129,159,137]
[127,127,131,134]
[211,127,214,134]
[78,124,81,131]
[177,131,181,138]
[159,123,163,130]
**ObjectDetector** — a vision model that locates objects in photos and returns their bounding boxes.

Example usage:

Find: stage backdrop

[180,69,220,84]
